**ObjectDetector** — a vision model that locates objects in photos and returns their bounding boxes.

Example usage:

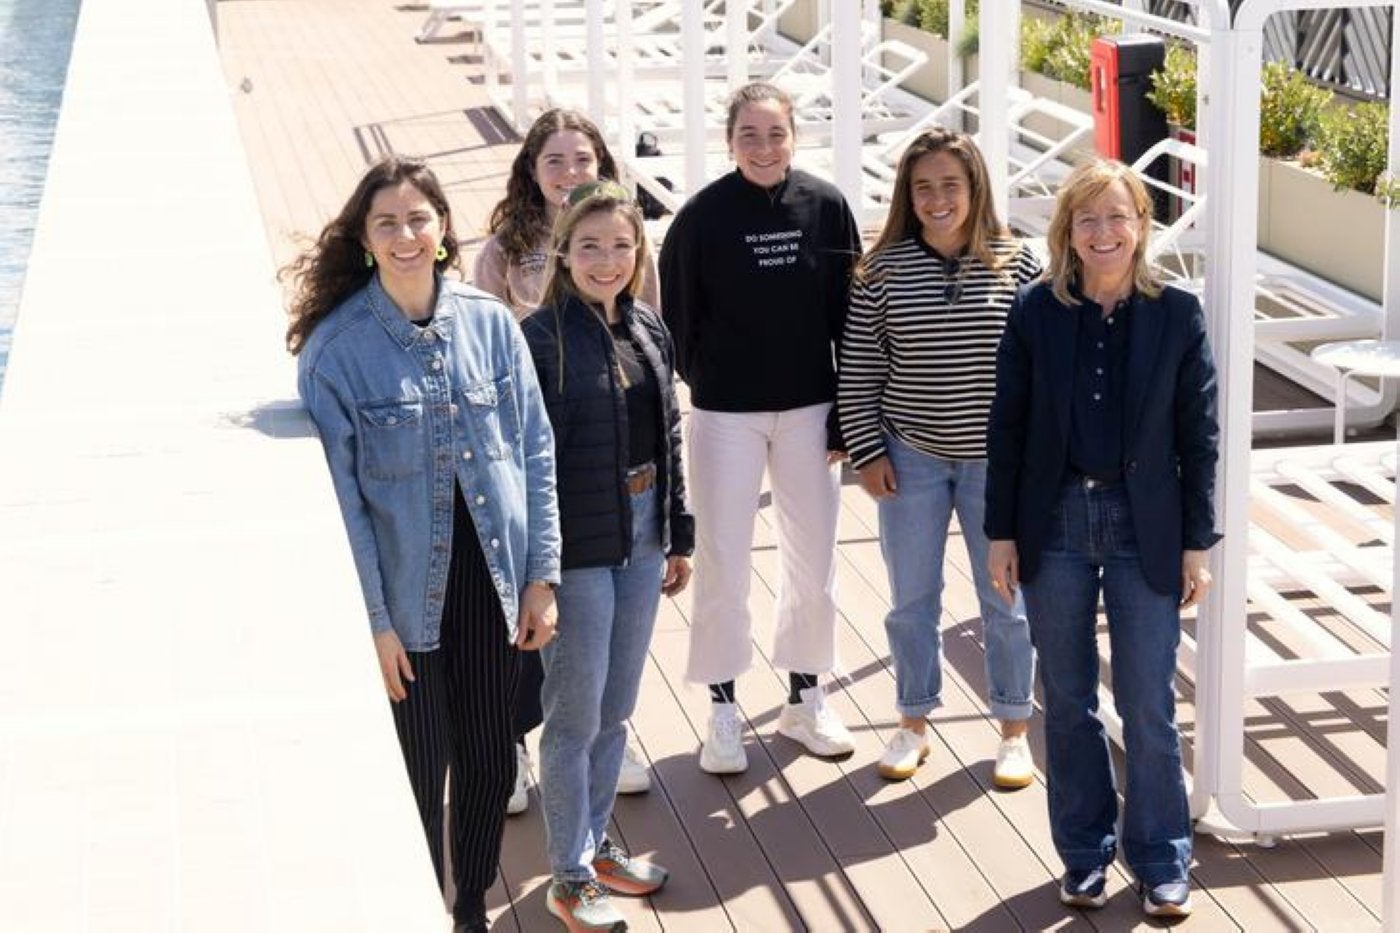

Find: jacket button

[431,359,443,371]
[475,495,486,505]
[462,450,473,461]
[490,538,500,548]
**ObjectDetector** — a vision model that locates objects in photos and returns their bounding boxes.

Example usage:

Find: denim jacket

[298,275,561,650]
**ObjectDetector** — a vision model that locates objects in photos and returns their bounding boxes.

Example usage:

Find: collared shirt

[298,275,561,651]
[1068,294,1132,481]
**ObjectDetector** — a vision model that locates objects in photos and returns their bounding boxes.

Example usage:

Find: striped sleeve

[838,268,891,470]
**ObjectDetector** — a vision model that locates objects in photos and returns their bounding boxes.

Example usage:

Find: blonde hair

[539,182,651,394]
[859,128,1011,282]
[540,180,650,310]
[1046,159,1161,306]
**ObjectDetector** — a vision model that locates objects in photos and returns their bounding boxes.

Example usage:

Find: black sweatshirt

[658,169,861,433]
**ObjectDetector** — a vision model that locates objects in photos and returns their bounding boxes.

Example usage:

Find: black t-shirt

[610,321,660,468]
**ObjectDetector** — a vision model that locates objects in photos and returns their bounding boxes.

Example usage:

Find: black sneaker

[1059,865,1108,908]
[1140,879,1193,917]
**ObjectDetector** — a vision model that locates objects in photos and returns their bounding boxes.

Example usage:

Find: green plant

[891,0,921,27]
[1377,173,1400,210]
[1258,61,1330,157]
[1018,12,1117,91]
[955,17,978,58]
[1147,44,1198,129]
[1317,101,1393,195]
[890,0,979,39]
[1019,16,1054,74]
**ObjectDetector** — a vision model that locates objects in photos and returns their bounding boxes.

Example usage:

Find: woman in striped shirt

[838,128,1041,786]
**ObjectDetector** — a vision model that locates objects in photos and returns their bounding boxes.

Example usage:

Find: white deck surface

[0,0,446,929]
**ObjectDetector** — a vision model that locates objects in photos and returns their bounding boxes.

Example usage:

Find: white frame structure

[979,1,1399,927]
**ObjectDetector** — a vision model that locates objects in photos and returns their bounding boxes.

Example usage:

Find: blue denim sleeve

[510,318,562,587]
[299,365,394,635]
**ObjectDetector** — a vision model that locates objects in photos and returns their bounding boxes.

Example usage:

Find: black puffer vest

[521,294,694,569]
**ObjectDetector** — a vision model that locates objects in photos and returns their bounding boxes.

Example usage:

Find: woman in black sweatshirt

[658,81,862,775]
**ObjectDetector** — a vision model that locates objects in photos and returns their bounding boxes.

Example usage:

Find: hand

[988,539,1020,607]
[1180,549,1212,609]
[373,629,415,702]
[827,449,848,465]
[662,556,692,597]
[515,581,558,651]
[856,455,897,501]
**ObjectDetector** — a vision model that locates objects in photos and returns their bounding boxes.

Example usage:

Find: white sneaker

[616,739,652,794]
[993,733,1035,789]
[777,685,855,757]
[507,742,530,815]
[699,702,748,774]
[877,727,930,780]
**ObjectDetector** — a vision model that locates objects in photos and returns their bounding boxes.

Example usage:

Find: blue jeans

[540,486,664,881]
[1022,480,1191,885]
[879,435,1034,722]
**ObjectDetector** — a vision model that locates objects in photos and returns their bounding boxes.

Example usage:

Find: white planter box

[1258,158,1386,303]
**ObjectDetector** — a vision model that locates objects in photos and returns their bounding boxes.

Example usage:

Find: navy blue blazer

[984,280,1222,596]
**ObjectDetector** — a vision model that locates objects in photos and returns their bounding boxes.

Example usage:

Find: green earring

[364,251,374,268]
[435,244,448,262]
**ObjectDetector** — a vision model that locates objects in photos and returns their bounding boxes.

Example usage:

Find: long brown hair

[283,156,459,354]
[1046,159,1160,306]
[859,127,1008,280]
[486,109,618,267]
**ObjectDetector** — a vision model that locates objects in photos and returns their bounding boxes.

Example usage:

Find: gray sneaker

[546,879,628,932]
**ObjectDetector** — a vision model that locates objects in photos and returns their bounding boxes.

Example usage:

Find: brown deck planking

[217,2,1390,929]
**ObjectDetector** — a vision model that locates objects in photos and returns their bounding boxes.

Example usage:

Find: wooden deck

[216,2,1388,929]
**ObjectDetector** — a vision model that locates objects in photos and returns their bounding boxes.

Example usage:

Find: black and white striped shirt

[839,235,1041,467]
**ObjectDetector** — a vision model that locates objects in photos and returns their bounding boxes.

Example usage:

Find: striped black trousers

[392,486,521,926]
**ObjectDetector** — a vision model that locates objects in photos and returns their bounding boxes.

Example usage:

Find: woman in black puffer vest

[519,181,693,927]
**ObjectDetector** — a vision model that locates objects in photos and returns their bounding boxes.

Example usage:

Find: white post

[948,0,964,105]
[1382,10,1400,925]
[1387,481,1400,933]
[1183,0,1231,822]
[1380,6,1400,343]
[682,0,707,195]
[831,0,863,215]
[511,0,529,131]
[1199,17,1267,835]
[586,0,606,126]
[542,0,557,98]
[977,0,1013,221]
[728,0,748,91]
[617,0,635,155]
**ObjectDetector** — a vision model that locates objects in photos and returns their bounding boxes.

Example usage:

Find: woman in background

[985,159,1220,919]
[288,156,561,932]
[839,128,1040,787]
[475,107,657,806]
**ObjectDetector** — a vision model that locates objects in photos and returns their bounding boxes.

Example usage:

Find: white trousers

[684,403,841,684]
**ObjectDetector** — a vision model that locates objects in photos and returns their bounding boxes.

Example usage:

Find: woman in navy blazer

[984,159,1220,919]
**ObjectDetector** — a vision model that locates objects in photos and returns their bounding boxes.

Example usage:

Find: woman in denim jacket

[520,182,693,931]
[286,156,561,933]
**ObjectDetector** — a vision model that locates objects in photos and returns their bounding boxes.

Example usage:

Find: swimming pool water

[0,0,83,396]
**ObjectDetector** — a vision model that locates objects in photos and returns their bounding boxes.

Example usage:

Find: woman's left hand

[827,449,848,465]
[516,581,558,651]
[1180,549,1212,609]
[662,556,692,597]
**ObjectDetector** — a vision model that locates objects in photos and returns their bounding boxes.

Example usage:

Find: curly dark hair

[283,156,460,355]
[485,109,618,267]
